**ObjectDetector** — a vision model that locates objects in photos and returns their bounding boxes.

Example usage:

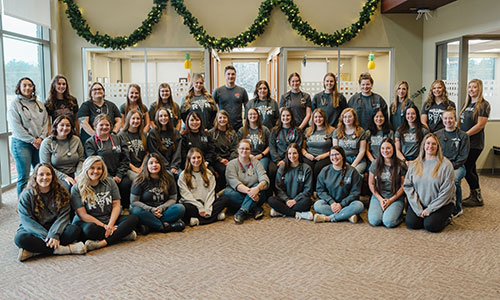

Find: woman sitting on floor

[179,148,229,226]
[367,138,406,228]
[403,133,456,233]
[313,146,364,224]
[223,139,269,224]
[130,153,185,235]
[15,163,86,261]
[71,156,138,251]
[268,143,313,221]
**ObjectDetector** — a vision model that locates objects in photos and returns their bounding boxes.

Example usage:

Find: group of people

[8,66,490,262]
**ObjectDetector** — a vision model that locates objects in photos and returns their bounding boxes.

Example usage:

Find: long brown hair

[336,108,363,139]
[182,111,205,134]
[212,110,235,139]
[134,153,173,194]
[183,148,211,190]
[154,83,179,121]
[253,80,271,99]
[182,74,216,111]
[121,109,147,150]
[423,80,451,110]
[124,84,146,116]
[151,107,177,152]
[390,81,410,114]
[25,163,69,217]
[459,78,489,124]
[330,146,348,186]
[241,107,264,141]
[373,138,402,195]
[50,115,75,139]
[306,108,334,137]
[46,75,77,113]
[323,73,340,107]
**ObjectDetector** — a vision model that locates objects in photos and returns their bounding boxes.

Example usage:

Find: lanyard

[238,158,254,174]
[95,135,116,151]
[277,128,294,143]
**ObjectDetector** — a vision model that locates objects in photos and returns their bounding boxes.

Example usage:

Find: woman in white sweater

[179,148,228,226]
[403,133,456,233]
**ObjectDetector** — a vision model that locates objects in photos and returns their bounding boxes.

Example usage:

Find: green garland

[62,0,168,50]
[63,0,379,51]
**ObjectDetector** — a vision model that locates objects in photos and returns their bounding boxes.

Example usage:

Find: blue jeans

[346,155,367,175]
[454,166,466,213]
[368,195,404,228]
[11,138,40,195]
[130,204,185,231]
[258,156,270,173]
[313,200,364,222]
[223,183,267,213]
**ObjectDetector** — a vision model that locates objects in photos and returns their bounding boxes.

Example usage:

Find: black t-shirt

[46,98,79,123]
[131,177,177,208]
[78,100,121,142]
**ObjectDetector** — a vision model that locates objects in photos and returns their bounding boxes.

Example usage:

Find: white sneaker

[190,217,200,226]
[217,212,225,221]
[270,208,284,217]
[296,211,313,221]
[18,249,34,262]
[349,214,358,224]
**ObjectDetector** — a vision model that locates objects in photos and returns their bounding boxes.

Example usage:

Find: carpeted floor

[1,176,499,300]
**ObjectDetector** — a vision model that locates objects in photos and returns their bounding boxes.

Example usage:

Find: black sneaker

[253,206,264,220]
[234,209,246,224]
[137,224,150,236]
[170,220,185,232]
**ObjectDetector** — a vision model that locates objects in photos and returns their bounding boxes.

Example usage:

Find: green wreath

[62,0,379,51]
[62,0,168,49]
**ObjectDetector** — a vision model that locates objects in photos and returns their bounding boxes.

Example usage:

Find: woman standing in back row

[312,73,347,128]
[460,79,490,207]
[421,80,455,133]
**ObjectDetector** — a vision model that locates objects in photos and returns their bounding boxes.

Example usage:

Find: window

[233,61,259,96]
[0,14,51,187]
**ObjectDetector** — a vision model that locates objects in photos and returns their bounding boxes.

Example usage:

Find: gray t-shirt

[395,127,429,159]
[369,162,406,199]
[213,85,249,130]
[119,130,147,168]
[333,129,366,157]
[280,91,312,126]
[459,100,490,149]
[238,127,270,156]
[71,177,121,224]
[305,128,333,156]
[366,129,394,159]
[311,92,348,127]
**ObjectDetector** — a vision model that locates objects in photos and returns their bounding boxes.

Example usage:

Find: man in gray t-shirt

[212,66,249,131]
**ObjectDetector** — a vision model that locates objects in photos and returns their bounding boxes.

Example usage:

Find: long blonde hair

[423,80,451,110]
[390,81,410,114]
[412,133,444,178]
[459,78,489,124]
[182,74,216,111]
[76,156,109,206]
[323,73,341,107]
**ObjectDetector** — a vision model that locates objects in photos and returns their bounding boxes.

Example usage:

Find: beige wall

[56,0,423,101]
[422,0,500,171]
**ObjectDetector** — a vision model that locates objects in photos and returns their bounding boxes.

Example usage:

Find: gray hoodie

[8,95,49,143]
[39,136,84,180]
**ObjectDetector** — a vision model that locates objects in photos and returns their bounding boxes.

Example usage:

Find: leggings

[14,224,81,254]
[212,160,228,192]
[302,156,330,189]
[267,196,312,217]
[182,196,229,225]
[464,148,483,190]
[75,215,138,245]
[405,203,453,233]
